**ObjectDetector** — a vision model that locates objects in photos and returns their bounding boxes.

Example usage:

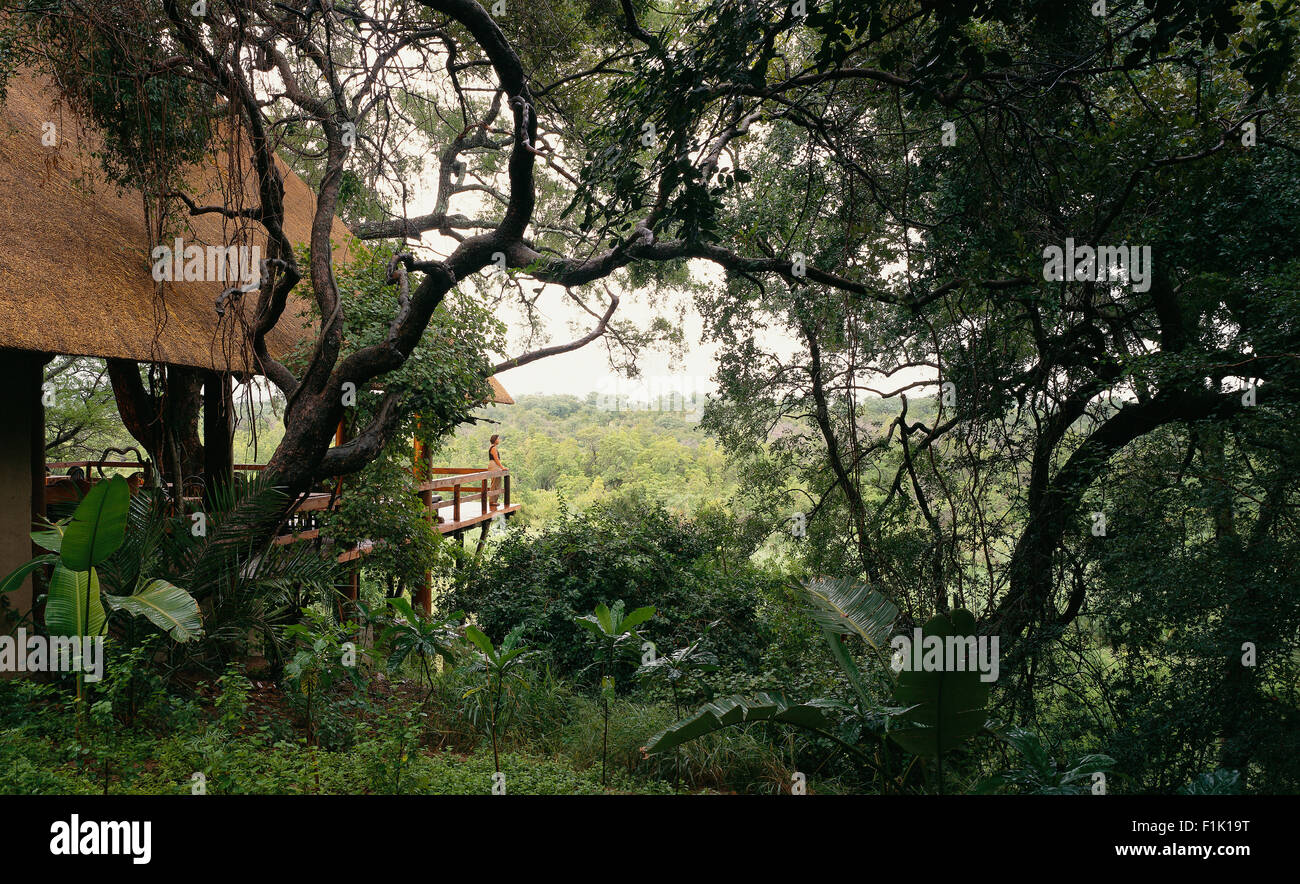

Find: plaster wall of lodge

[0,350,37,675]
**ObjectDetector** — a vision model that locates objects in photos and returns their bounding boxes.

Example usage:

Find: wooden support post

[32,354,51,535]
[202,370,234,504]
[413,436,433,617]
[335,561,359,622]
[0,352,43,649]
[504,473,510,508]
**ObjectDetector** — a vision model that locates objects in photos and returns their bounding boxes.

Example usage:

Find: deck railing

[421,467,511,522]
[44,460,517,559]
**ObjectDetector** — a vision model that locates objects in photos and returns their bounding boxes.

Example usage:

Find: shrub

[449,500,773,682]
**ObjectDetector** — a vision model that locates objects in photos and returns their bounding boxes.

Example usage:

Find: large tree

[4,2,1295,580]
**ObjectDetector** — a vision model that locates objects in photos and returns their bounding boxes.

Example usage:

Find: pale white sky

[390,164,744,399]
[488,284,726,398]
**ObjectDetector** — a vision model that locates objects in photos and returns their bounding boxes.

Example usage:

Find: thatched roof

[0,70,349,373]
[488,376,514,405]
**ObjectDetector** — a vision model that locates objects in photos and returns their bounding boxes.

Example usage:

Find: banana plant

[0,476,203,659]
[646,579,994,793]
[637,622,720,791]
[801,576,900,711]
[575,600,655,785]
[0,475,201,744]
[645,579,902,788]
[461,624,538,775]
[888,608,992,793]
[379,597,463,700]
[972,726,1115,794]
[636,621,720,719]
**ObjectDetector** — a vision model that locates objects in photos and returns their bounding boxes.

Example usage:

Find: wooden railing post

[504,472,510,508]
[481,478,488,512]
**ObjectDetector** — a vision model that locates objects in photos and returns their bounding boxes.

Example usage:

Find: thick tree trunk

[203,371,234,504]
[107,360,205,483]
[996,389,1249,645]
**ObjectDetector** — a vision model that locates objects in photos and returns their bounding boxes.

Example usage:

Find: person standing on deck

[488,434,504,510]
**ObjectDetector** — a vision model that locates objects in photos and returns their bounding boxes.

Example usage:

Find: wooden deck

[45,460,520,566]
[269,465,520,562]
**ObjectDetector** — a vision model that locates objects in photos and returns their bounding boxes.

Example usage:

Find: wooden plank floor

[263,467,521,562]
[436,500,522,534]
[333,502,521,562]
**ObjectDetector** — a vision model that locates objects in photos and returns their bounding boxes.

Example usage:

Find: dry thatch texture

[0,70,351,373]
[488,376,514,405]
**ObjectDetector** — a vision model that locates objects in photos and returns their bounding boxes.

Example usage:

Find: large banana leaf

[0,554,57,596]
[31,525,63,554]
[104,579,203,642]
[888,609,991,757]
[61,476,129,571]
[799,577,898,654]
[45,564,106,638]
[799,578,899,709]
[465,625,497,662]
[645,692,841,753]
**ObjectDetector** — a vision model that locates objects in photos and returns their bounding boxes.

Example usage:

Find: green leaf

[618,605,655,632]
[800,577,898,658]
[574,615,605,636]
[31,525,63,553]
[465,625,497,661]
[497,646,537,667]
[1059,754,1116,785]
[594,602,614,634]
[888,609,991,757]
[0,555,57,596]
[1178,769,1241,795]
[998,725,1054,778]
[819,626,877,711]
[61,476,130,570]
[45,564,105,638]
[800,578,897,709]
[387,596,418,623]
[971,773,1013,795]
[103,579,203,642]
[645,692,838,753]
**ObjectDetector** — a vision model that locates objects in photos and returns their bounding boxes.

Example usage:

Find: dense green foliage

[449,499,774,682]
[3,0,1299,798]
[441,394,736,525]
